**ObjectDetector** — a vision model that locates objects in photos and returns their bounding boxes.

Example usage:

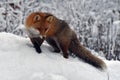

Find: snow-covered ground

[0,32,120,80]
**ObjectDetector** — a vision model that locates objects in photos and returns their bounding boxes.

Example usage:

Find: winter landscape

[0,0,120,80]
[0,32,120,80]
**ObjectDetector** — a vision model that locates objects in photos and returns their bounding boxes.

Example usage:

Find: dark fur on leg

[46,37,61,53]
[30,37,44,53]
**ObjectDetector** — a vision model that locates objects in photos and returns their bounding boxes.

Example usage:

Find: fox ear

[46,16,54,23]
[34,15,41,21]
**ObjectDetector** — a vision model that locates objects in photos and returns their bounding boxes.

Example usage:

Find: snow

[0,0,21,3]
[0,32,120,80]
[0,0,120,60]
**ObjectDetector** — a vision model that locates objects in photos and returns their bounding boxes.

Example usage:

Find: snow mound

[0,32,120,80]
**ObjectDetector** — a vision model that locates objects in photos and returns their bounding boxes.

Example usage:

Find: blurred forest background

[0,0,120,60]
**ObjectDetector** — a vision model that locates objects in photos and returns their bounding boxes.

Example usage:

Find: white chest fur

[26,27,41,38]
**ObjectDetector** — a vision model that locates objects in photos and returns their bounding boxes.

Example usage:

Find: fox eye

[46,16,54,23]
[34,15,41,21]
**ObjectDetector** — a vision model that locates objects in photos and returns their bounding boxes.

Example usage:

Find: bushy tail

[69,34,107,70]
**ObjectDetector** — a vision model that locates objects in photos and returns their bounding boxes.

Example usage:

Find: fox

[25,12,107,70]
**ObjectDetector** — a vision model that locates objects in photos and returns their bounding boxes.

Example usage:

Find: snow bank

[0,32,120,80]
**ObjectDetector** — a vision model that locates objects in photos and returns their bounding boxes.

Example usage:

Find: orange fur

[25,12,56,37]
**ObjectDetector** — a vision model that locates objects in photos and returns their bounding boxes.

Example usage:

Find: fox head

[25,12,56,38]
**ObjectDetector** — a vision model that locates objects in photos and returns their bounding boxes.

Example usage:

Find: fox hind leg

[57,37,70,59]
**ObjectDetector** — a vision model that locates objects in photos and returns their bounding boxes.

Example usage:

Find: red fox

[25,12,107,70]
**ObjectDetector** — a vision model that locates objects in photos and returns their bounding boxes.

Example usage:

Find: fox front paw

[35,48,42,53]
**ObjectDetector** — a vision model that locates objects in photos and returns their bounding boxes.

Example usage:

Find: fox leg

[30,37,44,53]
[46,37,61,53]
[57,38,70,59]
